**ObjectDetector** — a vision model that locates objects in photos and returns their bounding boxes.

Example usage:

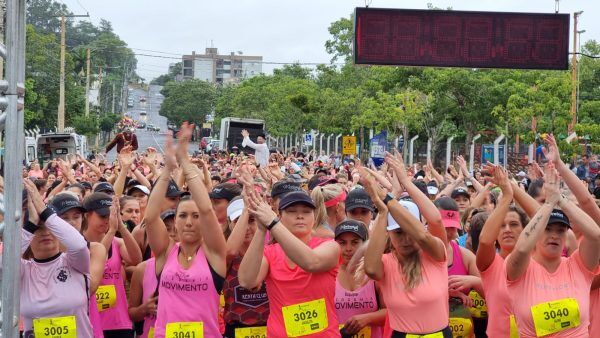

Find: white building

[182,48,263,84]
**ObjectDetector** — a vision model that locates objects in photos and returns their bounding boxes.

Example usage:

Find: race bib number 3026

[165,322,203,338]
[33,315,77,338]
[282,298,328,337]
[531,298,580,337]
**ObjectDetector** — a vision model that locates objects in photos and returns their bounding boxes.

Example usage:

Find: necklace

[179,247,195,262]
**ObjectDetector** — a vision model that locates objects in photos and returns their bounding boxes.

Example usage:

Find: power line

[73,0,89,15]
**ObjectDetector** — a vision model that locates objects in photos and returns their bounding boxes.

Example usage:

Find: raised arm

[114,197,142,266]
[477,165,513,272]
[77,154,102,177]
[113,146,134,197]
[506,163,560,281]
[363,207,389,281]
[557,195,600,271]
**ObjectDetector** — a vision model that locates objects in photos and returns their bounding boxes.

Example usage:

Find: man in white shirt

[241,129,270,167]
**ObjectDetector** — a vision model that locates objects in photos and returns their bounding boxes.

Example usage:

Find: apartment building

[182,48,263,84]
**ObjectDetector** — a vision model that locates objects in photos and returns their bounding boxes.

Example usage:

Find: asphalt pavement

[105,85,198,162]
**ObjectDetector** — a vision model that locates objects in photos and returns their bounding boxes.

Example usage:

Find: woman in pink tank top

[363,156,452,337]
[128,258,158,338]
[82,192,143,338]
[238,189,341,338]
[50,191,108,338]
[506,162,600,338]
[334,219,385,338]
[145,128,227,338]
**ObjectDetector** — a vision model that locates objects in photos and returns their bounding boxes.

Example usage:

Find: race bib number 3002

[165,322,203,338]
[449,317,473,338]
[95,284,117,311]
[531,298,580,337]
[406,332,444,338]
[234,326,267,338]
[282,298,328,337]
[33,315,77,338]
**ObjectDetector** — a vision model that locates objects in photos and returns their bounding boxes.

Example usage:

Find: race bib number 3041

[531,298,580,337]
[33,315,77,338]
[165,322,203,338]
[282,298,328,337]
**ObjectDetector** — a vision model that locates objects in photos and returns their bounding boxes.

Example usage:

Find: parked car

[137,122,146,129]
[146,124,160,131]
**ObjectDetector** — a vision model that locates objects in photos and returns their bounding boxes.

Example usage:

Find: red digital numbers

[354,8,569,70]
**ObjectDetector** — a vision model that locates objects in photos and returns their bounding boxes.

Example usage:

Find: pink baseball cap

[441,209,461,229]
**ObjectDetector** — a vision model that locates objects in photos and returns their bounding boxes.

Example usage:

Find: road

[105,85,198,162]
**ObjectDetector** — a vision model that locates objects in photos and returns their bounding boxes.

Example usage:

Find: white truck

[36,132,88,163]
[219,117,265,151]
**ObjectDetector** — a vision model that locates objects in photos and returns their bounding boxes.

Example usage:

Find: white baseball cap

[387,200,421,231]
[227,199,245,222]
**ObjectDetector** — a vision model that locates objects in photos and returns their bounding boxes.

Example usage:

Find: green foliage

[151,63,182,85]
[99,114,121,133]
[71,114,99,136]
[324,15,354,63]
[159,80,217,126]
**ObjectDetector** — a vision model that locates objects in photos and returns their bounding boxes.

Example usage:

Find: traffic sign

[304,133,313,146]
[343,136,357,155]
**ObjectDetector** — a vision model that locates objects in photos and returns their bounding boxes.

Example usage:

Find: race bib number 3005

[282,298,328,337]
[33,315,77,338]
[165,322,203,338]
[531,298,580,337]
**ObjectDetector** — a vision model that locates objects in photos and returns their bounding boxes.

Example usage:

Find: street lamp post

[577,29,586,118]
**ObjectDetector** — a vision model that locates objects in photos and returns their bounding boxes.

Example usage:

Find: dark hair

[257,133,266,139]
[119,195,138,209]
[507,205,529,227]
[527,178,545,199]
[211,175,222,183]
[469,211,490,252]
[34,179,47,191]
[434,196,459,211]
[175,195,194,213]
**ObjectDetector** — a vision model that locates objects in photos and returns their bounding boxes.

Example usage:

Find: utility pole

[121,61,128,115]
[55,13,89,132]
[111,82,116,115]
[569,11,583,134]
[85,47,91,116]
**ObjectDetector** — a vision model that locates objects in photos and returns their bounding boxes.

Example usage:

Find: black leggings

[392,326,453,338]
[103,329,134,338]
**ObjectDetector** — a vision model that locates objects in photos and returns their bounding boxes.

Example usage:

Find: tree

[159,80,217,126]
[151,62,182,85]
[324,15,353,63]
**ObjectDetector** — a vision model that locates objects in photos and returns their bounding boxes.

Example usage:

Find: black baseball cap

[278,191,316,210]
[548,209,570,228]
[166,180,183,198]
[271,181,302,199]
[80,182,92,190]
[82,192,113,217]
[307,175,338,191]
[160,209,176,221]
[50,194,85,215]
[345,188,374,212]
[451,187,471,199]
[209,183,241,202]
[334,219,368,241]
[94,182,114,194]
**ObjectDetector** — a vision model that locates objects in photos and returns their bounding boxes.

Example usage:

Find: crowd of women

[19,123,600,338]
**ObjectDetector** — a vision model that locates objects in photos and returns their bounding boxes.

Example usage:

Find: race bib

[509,315,519,338]
[96,284,117,311]
[234,326,267,338]
[33,315,77,338]
[468,290,488,318]
[406,332,444,338]
[282,298,328,337]
[165,322,203,338]
[339,324,372,338]
[449,317,473,338]
[531,298,580,337]
[148,327,155,338]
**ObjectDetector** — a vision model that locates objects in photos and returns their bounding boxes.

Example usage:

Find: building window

[183,60,192,68]
[183,69,193,77]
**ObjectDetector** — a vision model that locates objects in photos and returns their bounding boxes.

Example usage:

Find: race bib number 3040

[282,298,328,337]
[165,322,203,338]
[33,315,77,338]
[530,298,580,337]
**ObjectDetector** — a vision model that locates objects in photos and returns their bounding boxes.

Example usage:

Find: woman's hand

[543,162,561,206]
[359,167,387,211]
[23,179,46,214]
[141,295,158,316]
[449,289,474,308]
[448,275,478,292]
[108,197,120,235]
[343,314,370,335]
[542,134,562,165]
[246,187,276,229]
[175,122,194,164]
[385,152,409,184]
[163,135,178,172]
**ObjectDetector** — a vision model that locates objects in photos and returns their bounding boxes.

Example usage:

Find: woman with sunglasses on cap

[82,191,142,338]
[335,219,385,338]
[145,124,227,338]
[311,183,347,238]
[49,191,108,338]
[364,153,451,337]
[239,187,341,337]
[20,179,93,338]
[505,162,600,338]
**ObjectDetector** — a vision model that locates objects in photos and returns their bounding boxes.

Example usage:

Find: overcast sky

[59,0,599,82]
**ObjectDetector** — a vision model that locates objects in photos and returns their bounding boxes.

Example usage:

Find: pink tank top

[141,258,158,338]
[335,279,383,338]
[99,238,133,330]
[448,241,469,294]
[153,244,220,338]
[89,293,104,337]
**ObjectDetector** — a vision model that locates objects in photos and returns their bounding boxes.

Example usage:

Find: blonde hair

[310,183,345,229]
[394,248,422,290]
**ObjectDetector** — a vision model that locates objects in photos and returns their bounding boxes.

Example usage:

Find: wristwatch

[382,193,395,206]
[266,217,280,231]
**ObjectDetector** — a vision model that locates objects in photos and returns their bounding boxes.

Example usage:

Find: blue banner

[370,131,387,167]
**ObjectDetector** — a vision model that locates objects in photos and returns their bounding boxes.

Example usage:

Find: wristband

[24,220,40,234]
[382,193,395,206]
[266,218,280,231]
[40,206,56,222]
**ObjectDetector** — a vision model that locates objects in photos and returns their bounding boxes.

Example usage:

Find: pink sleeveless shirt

[448,241,469,294]
[335,279,383,338]
[89,290,104,337]
[141,258,158,338]
[99,238,133,330]
[153,244,220,338]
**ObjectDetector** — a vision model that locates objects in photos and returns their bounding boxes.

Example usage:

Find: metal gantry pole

[2,0,26,336]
